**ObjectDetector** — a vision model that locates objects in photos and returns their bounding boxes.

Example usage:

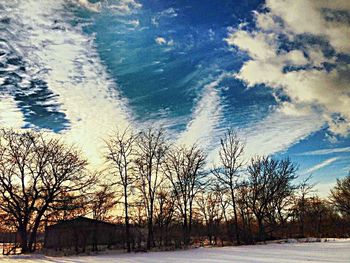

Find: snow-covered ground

[1,239,349,262]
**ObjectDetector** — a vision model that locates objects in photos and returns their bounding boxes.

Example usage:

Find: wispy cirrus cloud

[207,110,323,166]
[299,147,350,156]
[177,74,226,149]
[73,0,101,12]
[72,0,142,14]
[241,111,324,158]
[152,7,178,26]
[3,0,132,166]
[304,157,339,174]
[108,0,142,15]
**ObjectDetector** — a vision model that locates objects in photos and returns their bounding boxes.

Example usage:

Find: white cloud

[127,19,140,27]
[241,111,324,158]
[155,37,167,45]
[177,74,226,148]
[109,0,142,15]
[265,0,350,53]
[167,39,175,46]
[152,7,178,26]
[299,147,350,156]
[73,0,101,12]
[226,30,277,60]
[207,110,323,167]
[4,0,132,167]
[155,37,174,46]
[304,157,339,174]
[226,0,350,137]
[0,96,25,129]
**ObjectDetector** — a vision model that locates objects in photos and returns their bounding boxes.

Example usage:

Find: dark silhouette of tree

[154,187,175,247]
[105,127,138,252]
[45,190,89,223]
[307,196,328,237]
[211,129,244,244]
[89,184,118,221]
[163,144,206,246]
[236,182,254,243]
[330,175,350,218]
[246,156,298,241]
[0,129,93,253]
[135,127,168,250]
[212,182,231,244]
[196,186,222,245]
[294,175,315,237]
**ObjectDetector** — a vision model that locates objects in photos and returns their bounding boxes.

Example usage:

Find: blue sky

[0,0,349,195]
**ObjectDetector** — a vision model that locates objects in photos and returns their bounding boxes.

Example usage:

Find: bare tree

[154,187,175,247]
[246,156,298,241]
[196,187,222,245]
[130,199,148,249]
[266,183,295,238]
[0,129,93,253]
[135,127,168,250]
[163,144,206,246]
[45,190,89,223]
[236,182,254,243]
[89,184,118,221]
[211,129,244,244]
[294,175,315,237]
[212,182,231,244]
[307,196,328,237]
[330,175,350,218]
[105,127,137,252]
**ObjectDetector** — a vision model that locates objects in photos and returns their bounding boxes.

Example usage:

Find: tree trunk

[318,214,322,237]
[165,224,169,246]
[230,187,240,244]
[207,224,212,245]
[188,204,193,246]
[300,217,305,237]
[147,211,154,250]
[257,217,265,242]
[183,218,188,246]
[124,188,131,252]
[18,227,29,254]
[28,207,47,252]
[300,199,305,237]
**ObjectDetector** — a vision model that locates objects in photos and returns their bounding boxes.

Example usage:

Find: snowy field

[0,239,349,263]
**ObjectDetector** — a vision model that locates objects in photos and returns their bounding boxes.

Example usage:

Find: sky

[0,0,349,195]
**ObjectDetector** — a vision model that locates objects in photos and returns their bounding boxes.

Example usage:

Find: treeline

[0,127,349,254]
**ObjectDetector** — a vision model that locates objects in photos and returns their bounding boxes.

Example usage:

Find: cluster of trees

[0,129,94,253]
[0,127,349,254]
